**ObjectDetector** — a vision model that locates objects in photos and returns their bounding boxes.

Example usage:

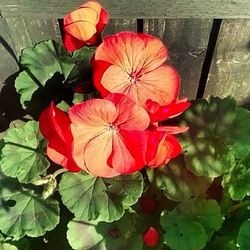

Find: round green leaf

[0,121,49,183]
[237,220,250,250]
[160,198,223,250]
[146,156,212,201]
[176,198,224,237]
[222,154,250,201]
[15,40,75,108]
[59,171,144,222]
[179,97,241,178]
[0,172,59,239]
[67,213,143,250]
[161,212,207,250]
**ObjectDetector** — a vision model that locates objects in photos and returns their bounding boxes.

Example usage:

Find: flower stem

[230,200,250,213]
[52,168,68,179]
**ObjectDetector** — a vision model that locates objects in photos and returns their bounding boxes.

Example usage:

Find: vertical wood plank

[5,17,62,56]
[0,18,19,87]
[144,19,213,100]
[103,19,137,36]
[204,19,250,105]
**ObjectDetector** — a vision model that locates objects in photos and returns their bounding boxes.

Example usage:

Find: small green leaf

[59,171,144,222]
[0,242,18,250]
[146,156,212,201]
[0,172,59,239]
[0,121,49,183]
[72,46,96,62]
[67,212,143,250]
[161,212,207,250]
[237,220,250,250]
[15,40,75,109]
[160,198,223,250]
[222,154,250,201]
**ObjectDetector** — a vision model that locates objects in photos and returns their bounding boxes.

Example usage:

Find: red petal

[92,59,112,97]
[106,93,150,131]
[39,102,80,171]
[108,130,148,174]
[63,32,86,52]
[147,133,182,167]
[147,99,190,122]
[143,227,160,247]
[158,126,189,135]
[146,130,165,163]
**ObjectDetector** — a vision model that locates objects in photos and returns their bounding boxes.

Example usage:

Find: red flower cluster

[39,2,190,178]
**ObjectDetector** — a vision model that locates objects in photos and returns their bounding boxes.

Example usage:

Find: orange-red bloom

[69,93,150,177]
[39,102,80,172]
[92,32,180,108]
[146,99,190,167]
[63,1,109,51]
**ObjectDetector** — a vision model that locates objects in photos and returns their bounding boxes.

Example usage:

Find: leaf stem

[52,168,68,179]
[230,200,250,213]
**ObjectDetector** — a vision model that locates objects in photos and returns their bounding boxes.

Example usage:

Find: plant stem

[52,168,68,179]
[230,200,250,213]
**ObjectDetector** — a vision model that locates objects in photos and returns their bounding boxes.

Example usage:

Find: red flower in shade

[143,227,160,247]
[92,32,180,108]
[39,102,80,172]
[69,93,150,178]
[146,99,190,167]
[63,1,109,51]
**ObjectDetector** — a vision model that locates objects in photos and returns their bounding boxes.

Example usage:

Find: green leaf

[59,171,144,222]
[0,172,59,239]
[160,198,223,250]
[67,212,143,250]
[0,242,18,250]
[207,205,250,250]
[0,121,49,183]
[237,220,250,250]
[179,96,246,178]
[146,156,212,201]
[161,212,207,250]
[222,154,250,201]
[15,40,75,109]
[72,46,96,62]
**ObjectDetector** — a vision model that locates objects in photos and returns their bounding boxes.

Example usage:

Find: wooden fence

[0,0,250,128]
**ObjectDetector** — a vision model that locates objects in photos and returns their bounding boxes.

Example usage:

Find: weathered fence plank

[144,19,213,99]
[5,17,61,56]
[1,0,250,19]
[103,19,137,36]
[0,18,18,87]
[204,19,250,105]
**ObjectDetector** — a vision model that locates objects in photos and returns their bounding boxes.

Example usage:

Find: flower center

[129,71,142,84]
[108,123,119,133]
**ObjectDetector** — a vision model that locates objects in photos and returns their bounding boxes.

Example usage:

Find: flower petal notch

[92,32,180,107]
[69,93,150,177]
[63,1,109,51]
[39,102,80,172]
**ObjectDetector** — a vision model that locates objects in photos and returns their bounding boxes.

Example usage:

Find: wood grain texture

[5,17,62,56]
[204,19,250,105]
[144,19,213,99]
[103,19,137,36]
[1,0,250,18]
[0,17,19,87]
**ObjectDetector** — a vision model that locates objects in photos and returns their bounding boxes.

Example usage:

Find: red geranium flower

[69,93,150,177]
[63,1,109,51]
[39,102,80,172]
[146,99,190,167]
[92,32,179,108]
